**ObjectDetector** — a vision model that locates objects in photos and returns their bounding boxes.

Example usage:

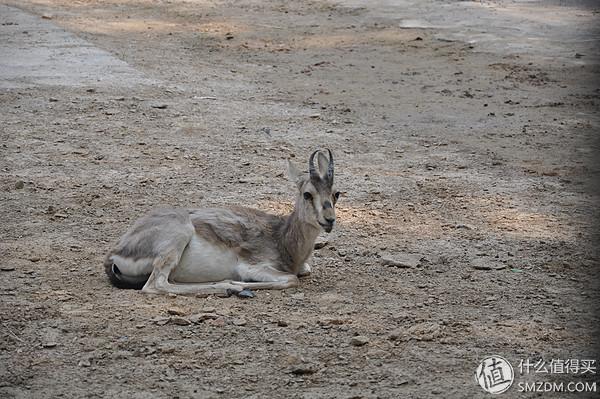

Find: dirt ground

[1,0,599,398]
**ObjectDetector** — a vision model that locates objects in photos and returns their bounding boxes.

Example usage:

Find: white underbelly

[170,234,239,283]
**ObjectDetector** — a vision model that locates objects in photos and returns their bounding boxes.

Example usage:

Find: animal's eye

[334,191,341,201]
[303,192,313,201]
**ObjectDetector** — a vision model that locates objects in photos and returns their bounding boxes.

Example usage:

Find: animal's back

[189,206,285,264]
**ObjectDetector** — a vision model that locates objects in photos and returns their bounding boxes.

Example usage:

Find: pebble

[78,359,91,367]
[152,316,170,326]
[290,364,316,375]
[188,312,219,324]
[350,336,369,347]
[454,223,474,230]
[207,317,226,327]
[160,346,176,354]
[169,316,191,326]
[232,318,247,326]
[314,239,329,249]
[1,266,15,271]
[277,320,289,327]
[14,180,24,189]
[381,253,421,268]
[167,307,186,316]
[42,342,57,348]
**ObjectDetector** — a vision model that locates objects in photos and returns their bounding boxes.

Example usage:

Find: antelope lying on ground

[104,149,340,296]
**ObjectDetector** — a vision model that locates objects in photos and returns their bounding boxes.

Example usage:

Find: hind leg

[142,249,243,297]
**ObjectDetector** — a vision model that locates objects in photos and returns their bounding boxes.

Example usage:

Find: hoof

[236,288,256,298]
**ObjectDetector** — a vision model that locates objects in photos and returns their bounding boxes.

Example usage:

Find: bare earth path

[1,1,599,398]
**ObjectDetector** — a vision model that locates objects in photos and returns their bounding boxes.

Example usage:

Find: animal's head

[288,149,340,233]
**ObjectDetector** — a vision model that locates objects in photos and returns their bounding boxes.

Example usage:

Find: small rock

[28,256,41,262]
[49,97,58,102]
[152,316,171,326]
[277,320,289,327]
[236,289,255,298]
[472,264,492,270]
[14,180,24,189]
[42,342,57,348]
[160,346,176,354]
[350,336,369,347]
[314,239,328,250]
[454,223,474,230]
[381,253,421,268]
[78,359,91,367]
[207,317,226,327]
[135,324,145,329]
[320,318,351,326]
[1,266,15,271]
[151,104,168,109]
[290,364,317,375]
[232,318,247,326]
[53,213,68,219]
[169,316,191,326]
[167,307,186,316]
[188,312,219,324]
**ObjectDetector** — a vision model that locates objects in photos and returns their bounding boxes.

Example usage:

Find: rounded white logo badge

[476,356,514,394]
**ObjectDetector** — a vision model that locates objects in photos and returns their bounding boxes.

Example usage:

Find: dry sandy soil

[1,0,599,398]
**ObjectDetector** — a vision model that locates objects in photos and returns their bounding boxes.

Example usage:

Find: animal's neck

[279,206,320,274]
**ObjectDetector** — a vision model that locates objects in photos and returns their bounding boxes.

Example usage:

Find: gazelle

[104,149,340,296]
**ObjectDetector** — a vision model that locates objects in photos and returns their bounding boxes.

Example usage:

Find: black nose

[325,217,335,225]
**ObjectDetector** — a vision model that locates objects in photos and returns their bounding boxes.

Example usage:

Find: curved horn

[308,150,319,179]
[326,148,334,184]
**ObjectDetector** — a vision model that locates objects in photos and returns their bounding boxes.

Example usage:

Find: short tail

[104,255,150,290]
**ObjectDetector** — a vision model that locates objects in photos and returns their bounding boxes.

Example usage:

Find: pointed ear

[287,160,303,188]
[317,151,329,178]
